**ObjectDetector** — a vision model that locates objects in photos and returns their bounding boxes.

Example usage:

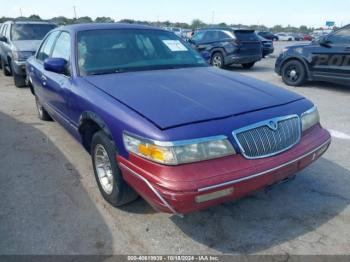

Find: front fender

[78,111,113,140]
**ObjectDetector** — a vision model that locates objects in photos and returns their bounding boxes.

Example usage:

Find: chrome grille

[233,115,301,159]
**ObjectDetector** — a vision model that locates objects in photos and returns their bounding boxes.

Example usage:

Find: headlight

[301,106,320,132]
[123,132,235,165]
[12,51,34,61]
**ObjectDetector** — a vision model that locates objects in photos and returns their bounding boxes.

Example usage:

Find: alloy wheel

[94,144,114,195]
[212,55,223,68]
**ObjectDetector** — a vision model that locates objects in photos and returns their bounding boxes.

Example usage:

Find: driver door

[311,27,350,82]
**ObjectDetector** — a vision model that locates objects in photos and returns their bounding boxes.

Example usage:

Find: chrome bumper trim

[198,138,331,193]
[119,163,183,218]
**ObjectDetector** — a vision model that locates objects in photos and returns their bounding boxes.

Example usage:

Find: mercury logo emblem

[268,120,278,131]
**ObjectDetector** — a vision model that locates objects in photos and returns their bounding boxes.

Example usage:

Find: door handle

[41,75,47,86]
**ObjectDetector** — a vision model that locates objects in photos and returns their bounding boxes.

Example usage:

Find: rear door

[311,27,350,82]
[234,30,262,57]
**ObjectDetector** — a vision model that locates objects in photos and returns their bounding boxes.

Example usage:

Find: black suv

[190,28,262,69]
[275,24,350,86]
[0,21,56,87]
[257,31,278,41]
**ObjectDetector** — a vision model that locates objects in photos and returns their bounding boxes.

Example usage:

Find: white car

[276,33,295,41]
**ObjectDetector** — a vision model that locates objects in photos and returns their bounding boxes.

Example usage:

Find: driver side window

[328,28,350,44]
[51,32,71,75]
[36,31,59,62]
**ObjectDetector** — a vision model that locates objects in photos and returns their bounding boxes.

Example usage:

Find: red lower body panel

[118,125,331,214]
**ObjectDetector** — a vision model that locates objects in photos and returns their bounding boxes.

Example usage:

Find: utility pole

[19,8,23,17]
[73,6,77,19]
[211,11,215,25]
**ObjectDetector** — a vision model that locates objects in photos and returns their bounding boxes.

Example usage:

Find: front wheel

[241,62,255,69]
[13,73,27,87]
[91,131,138,207]
[281,60,307,86]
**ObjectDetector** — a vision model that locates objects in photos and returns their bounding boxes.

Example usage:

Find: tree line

[0,14,322,33]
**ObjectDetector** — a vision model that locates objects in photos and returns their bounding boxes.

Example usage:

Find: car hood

[84,67,304,129]
[12,40,42,52]
[286,42,314,49]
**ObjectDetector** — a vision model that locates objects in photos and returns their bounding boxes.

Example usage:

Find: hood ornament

[268,120,278,131]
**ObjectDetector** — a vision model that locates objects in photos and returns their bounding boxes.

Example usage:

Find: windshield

[77,29,207,76]
[11,24,56,41]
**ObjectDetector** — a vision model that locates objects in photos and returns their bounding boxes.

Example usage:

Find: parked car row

[189,27,264,69]
[0,20,56,87]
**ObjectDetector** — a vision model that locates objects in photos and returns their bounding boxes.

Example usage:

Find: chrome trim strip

[198,138,331,193]
[119,163,183,218]
[301,106,317,118]
[123,131,228,147]
[232,115,302,160]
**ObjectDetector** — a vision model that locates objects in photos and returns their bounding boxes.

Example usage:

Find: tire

[211,52,224,68]
[35,96,52,121]
[11,62,27,87]
[1,58,11,76]
[281,60,307,86]
[91,131,138,207]
[241,62,255,69]
[13,73,27,87]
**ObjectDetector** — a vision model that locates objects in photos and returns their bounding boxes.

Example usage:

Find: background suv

[275,24,350,86]
[190,28,262,69]
[257,35,274,57]
[257,31,278,41]
[275,33,295,41]
[0,21,56,87]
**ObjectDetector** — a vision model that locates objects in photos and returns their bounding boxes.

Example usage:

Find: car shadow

[170,158,350,254]
[224,63,273,73]
[299,81,350,93]
[0,112,113,255]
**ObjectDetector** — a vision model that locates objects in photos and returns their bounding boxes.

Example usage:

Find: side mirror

[318,36,331,47]
[0,36,8,43]
[44,58,67,74]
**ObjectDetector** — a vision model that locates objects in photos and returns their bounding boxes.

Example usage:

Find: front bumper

[118,125,331,215]
[263,47,274,57]
[12,60,27,75]
[225,54,262,65]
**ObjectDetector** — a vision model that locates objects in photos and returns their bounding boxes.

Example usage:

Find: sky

[1,0,349,28]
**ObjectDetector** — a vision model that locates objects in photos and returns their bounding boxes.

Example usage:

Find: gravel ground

[0,41,349,255]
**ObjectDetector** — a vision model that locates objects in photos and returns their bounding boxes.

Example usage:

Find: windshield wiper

[88,68,125,76]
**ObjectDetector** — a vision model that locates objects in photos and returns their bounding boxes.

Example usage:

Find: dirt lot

[0,42,350,255]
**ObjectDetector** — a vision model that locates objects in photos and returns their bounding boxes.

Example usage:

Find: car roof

[59,23,165,33]
[197,27,254,32]
[3,20,56,25]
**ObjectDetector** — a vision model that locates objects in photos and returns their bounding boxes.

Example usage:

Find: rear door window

[234,31,260,41]
[218,31,234,40]
[203,31,219,42]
